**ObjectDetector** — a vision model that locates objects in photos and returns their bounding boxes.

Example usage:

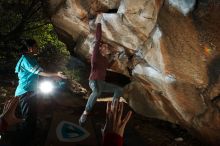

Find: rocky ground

[0,78,206,146]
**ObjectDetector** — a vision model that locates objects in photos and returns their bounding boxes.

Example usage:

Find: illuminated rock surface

[44,0,220,145]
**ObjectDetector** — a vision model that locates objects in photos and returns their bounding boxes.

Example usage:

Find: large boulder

[44,0,220,145]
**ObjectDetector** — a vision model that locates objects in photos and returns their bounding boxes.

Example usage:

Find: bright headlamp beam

[39,81,54,94]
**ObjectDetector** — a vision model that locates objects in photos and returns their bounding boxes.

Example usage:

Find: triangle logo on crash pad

[56,121,90,142]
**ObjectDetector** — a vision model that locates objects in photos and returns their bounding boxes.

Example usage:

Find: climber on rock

[79,14,123,126]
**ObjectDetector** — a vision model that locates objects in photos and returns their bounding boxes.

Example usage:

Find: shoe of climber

[79,113,88,127]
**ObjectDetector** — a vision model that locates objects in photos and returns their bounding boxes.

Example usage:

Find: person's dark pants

[15,92,37,146]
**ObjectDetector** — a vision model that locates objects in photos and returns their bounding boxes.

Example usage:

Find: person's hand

[102,99,132,137]
[57,72,67,79]
[95,13,103,24]
[1,97,23,126]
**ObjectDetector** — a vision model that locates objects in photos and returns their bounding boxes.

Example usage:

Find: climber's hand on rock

[96,13,103,24]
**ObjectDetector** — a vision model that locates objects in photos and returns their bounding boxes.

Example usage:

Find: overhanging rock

[44,0,220,145]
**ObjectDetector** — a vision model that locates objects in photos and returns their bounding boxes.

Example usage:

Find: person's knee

[86,89,101,111]
[92,88,102,97]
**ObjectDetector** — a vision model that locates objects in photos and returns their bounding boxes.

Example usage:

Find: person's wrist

[113,129,123,137]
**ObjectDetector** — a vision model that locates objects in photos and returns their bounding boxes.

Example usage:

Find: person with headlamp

[14,39,67,146]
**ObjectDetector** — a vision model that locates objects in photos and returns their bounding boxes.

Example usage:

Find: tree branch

[26,2,42,21]
[3,0,45,41]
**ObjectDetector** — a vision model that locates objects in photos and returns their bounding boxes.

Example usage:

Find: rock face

[44,0,220,145]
